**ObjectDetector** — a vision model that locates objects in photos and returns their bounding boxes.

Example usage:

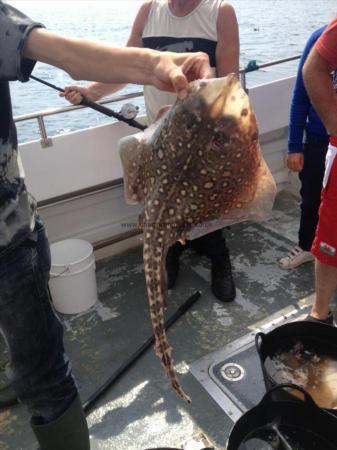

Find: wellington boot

[211,252,236,302]
[31,395,90,450]
[166,242,184,289]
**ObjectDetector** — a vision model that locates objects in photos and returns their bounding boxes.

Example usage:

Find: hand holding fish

[151,51,213,99]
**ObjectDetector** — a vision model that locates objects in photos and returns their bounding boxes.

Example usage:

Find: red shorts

[311,152,337,267]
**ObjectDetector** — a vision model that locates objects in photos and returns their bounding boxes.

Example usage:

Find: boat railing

[239,54,301,93]
[14,54,301,146]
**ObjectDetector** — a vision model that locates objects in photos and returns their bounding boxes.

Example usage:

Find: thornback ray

[118,74,277,402]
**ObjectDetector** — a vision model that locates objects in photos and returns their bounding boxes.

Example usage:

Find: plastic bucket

[255,321,337,416]
[49,239,98,314]
[227,384,337,450]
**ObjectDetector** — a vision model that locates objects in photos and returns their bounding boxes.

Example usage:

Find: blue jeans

[0,219,77,423]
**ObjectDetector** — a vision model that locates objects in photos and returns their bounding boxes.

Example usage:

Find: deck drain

[220,363,245,381]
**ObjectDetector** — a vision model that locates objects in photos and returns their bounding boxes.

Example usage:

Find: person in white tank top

[142,0,228,122]
[62,0,239,303]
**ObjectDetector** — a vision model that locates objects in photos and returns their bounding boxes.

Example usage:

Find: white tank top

[142,0,222,123]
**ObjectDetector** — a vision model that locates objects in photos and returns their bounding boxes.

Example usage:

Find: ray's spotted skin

[119,74,276,402]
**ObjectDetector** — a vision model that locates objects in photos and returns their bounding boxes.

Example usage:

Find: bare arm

[61,1,152,103]
[23,27,211,99]
[215,2,240,77]
[303,47,337,135]
[23,28,155,85]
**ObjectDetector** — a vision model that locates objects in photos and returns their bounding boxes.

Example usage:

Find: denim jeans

[0,219,77,423]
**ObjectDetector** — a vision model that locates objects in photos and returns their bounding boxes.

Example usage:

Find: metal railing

[15,91,144,148]
[14,54,301,146]
[239,54,301,93]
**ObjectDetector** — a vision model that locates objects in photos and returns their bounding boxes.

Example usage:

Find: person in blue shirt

[279,26,331,270]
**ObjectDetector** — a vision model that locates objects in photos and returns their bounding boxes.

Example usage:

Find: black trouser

[178,229,228,258]
[298,135,328,251]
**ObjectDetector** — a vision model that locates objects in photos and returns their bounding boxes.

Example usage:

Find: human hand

[151,51,212,99]
[59,85,93,105]
[286,152,304,172]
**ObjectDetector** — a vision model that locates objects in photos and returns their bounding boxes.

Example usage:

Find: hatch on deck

[190,304,311,422]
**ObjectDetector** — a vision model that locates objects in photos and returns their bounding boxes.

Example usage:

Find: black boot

[211,251,236,302]
[166,243,184,289]
[31,395,90,450]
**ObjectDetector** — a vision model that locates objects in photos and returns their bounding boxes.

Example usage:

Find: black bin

[227,383,337,450]
[255,320,337,416]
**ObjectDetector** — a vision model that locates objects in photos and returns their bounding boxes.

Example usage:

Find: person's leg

[0,220,89,449]
[166,241,184,288]
[299,138,328,250]
[310,152,337,322]
[310,260,337,320]
[190,230,236,302]
[279,137,327,270]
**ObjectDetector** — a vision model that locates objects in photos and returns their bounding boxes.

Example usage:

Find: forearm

[23,28,157,84]
[216,3,240,77]
[288,91,310,153]
[23,28,212,97]
[303,48,337,135]
[216,55,239,78]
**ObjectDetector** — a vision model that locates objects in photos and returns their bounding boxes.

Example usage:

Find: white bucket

[49,239,98,315]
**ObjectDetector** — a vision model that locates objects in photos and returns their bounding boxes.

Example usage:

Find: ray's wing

[118,113,172,206]
[187,152,276,240]
[119,133,148,204]
[185,77,276,240]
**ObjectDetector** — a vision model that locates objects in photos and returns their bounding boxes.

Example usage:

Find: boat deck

[0,190,326,450]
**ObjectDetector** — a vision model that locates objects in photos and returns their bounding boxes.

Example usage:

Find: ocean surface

[8,0,337,142]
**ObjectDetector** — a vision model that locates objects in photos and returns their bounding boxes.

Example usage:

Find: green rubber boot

[31,395,90,450]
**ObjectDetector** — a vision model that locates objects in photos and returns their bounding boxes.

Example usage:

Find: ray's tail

[143,229,191,403]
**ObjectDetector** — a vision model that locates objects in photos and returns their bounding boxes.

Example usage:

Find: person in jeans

[279,26,334,270]
[0,2,212,449]
[63,0,240,303]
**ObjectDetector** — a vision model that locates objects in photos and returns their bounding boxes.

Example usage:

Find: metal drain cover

[220,363,245,381]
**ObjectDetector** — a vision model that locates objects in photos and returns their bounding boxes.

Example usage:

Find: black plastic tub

[227,384,337,450]
[255,320,337,416]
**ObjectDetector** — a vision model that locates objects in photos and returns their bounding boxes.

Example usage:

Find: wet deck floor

[0,191,330,450]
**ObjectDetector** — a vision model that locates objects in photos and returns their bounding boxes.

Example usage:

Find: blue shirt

[288,26,328,153]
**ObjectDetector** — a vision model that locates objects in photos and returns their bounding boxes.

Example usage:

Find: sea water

[7,0,337,142]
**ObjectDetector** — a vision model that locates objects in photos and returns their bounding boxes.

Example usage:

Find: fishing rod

[30,75,147,131]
